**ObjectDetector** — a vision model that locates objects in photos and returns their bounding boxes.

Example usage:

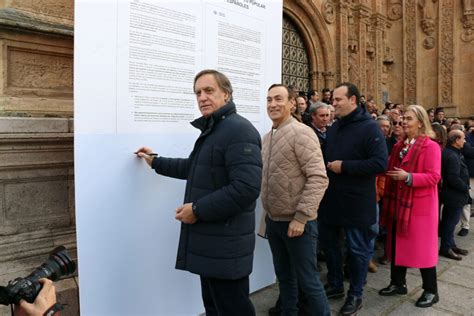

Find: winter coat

[464,132,474,177]
[440,145,470,207]
[261,116,328,224]
[151,101,262,280]
[386,138,441,268]
[318,106,388,227]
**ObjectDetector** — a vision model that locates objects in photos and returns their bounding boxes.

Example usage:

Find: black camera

[0,246,76,306]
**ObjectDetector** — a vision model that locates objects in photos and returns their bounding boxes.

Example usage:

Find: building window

[282,15,310,93]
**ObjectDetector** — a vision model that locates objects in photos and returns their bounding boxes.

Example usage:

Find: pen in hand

[134,152,158,156]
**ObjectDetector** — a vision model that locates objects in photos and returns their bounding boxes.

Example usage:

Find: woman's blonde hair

[405,104,435,138]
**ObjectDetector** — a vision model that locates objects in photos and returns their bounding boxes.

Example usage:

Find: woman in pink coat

[378,105,441,308]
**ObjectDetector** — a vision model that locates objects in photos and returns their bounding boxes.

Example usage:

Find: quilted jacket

[261,116,328,224]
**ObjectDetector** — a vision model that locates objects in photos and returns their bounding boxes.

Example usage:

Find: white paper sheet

[75,0,282,314]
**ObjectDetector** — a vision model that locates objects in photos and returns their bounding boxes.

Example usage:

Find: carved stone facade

[283,0,472,119]
[461,0,474,42]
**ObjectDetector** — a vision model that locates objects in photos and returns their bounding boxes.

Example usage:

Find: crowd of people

[281,85,474,315]
[19,70,473,316]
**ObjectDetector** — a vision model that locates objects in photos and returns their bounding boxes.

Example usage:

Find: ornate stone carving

[383,40,394,65]
[366,34,375,60]
[348,11,358,53]
[418,0,438,35]
[322,71,335,87]
[10,0,73,23]
[405,1,417,103]
[423,36,436,49]
[387,0,403,21]
[348,52,360,86]
[7,48,73,92]
[366,55,375,95]
[322,1,336,24]
[439,0,454,105]
[418,0,438,49]
[461,0,474,42]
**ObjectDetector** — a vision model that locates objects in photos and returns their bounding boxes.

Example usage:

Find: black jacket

[318,106,388,227]
[151,101,262,279]
[441,145,470,207]
[464,132,474,177]
[309,123,328,158]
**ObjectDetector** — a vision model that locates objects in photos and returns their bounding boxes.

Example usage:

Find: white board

[74,0,282,315]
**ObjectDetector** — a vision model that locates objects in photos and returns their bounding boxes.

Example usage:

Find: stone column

[404,0,417,104]
[323,71,335,89]
[438,0,454,109]
[337,1,350,82]
[356,5,371,94]
[372,14,387,105]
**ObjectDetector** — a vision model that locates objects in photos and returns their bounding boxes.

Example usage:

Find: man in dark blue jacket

[136,70,262,316]
[459,120,474,236]
[318,82,387,315]
[440,130,470,260]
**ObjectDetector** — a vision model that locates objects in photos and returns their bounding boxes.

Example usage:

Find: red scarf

[381,136,430,236]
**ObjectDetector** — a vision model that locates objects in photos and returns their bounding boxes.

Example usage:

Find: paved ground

[249,220,474,316]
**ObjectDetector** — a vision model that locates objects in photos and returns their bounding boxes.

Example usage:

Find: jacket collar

[446,144,462,154]
[272,115,294,131]
[337,106,371,127]
[191,101,237,133]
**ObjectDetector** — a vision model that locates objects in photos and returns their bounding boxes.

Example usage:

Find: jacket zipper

[264,130,274,213]
[182,136,206,268]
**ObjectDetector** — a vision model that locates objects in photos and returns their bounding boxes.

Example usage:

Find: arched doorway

[282,15,310,93]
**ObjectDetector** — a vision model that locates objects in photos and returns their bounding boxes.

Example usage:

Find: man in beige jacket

[261,84,330,316]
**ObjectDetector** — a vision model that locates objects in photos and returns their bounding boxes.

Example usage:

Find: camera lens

[0,246,76,305]
[27,246,76,282]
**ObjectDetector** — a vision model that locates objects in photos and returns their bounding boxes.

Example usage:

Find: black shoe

[339,296,362,315]
[440,248,462,261]
[452,246,469,256]
[457,228,469,236]
[378,284,408,296]
[324,284,345,299]
[415,291,439,308]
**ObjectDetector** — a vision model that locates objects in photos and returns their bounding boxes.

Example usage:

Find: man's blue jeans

[440,205,463,251]
[319,222,374,298]
[369,204,380,259]
[266,218,330,316]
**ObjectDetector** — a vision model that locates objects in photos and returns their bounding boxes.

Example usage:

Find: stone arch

[283,1,336,90]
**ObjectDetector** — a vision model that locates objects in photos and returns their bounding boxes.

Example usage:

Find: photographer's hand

[15,279,57,316]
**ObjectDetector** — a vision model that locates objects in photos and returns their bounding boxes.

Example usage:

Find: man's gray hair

[194,69,233,100]
[447,129,463,145]
[309,101,329,114]
[376,115,391,123]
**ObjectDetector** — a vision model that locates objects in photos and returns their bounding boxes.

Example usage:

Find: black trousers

[390,221,438,293]
[200,275,255,316]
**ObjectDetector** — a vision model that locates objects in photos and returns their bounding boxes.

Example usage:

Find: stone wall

[284,0,473,119]
[0,117,77,315]
[0,1,76,315]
